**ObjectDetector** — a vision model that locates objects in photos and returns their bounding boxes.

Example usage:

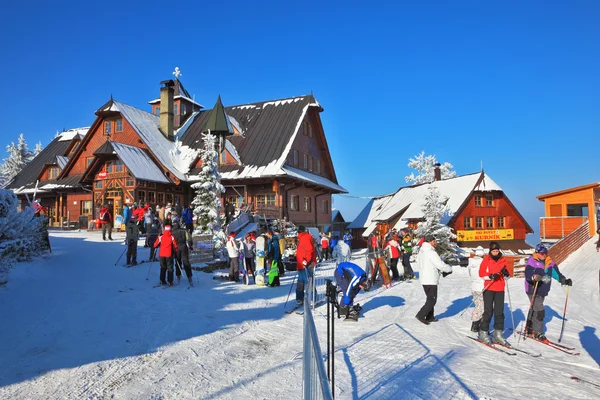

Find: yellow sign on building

[456,229,514,242]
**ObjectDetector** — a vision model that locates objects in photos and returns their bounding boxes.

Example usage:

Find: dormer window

[116,119,123,132]
[220,151,226,164]
[48,166,60,179]
[182,104,187,115]
[174,104,179,115]
[155,107,160,116]
[105,121,112,135]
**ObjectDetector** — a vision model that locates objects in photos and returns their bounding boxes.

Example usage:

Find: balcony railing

[540,216,588,241]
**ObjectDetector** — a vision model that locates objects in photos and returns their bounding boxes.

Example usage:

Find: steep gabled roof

[62,100,198,183]
[6,128,89,193]
[111,142,170,183]
[347,195,394,230]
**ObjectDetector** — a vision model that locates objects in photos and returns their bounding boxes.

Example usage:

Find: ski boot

[493,330,510,347]
[534,332,547,341]
[345,309,359,322]
[188,278,194,287]
[478,330,491,345]
[471,320,481,333]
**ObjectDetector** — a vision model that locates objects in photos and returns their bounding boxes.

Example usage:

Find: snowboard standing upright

[372,249,392,288]
[255,235,266,286]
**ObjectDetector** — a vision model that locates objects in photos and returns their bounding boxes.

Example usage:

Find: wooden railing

[540,216,588,241]
[548,220,591,265]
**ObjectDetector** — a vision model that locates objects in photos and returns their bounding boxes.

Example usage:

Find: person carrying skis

[153,223,179,286]
[99,204,113,241]
[415,235,453,325]
[125,214,139,266]
[296,225,316,305]
[226,232,241,282]
[468,246,485,333]
[478,241,511,345]
[172,221,194,286]
[400,229,415,280]
[334,262,371,321]
[265,230,280,287]
[524,243,573,341]
[383,235,402,281]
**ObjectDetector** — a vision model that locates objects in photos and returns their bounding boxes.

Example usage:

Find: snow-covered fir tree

[33,142,43,158]
[405,151,457,185]
[0,134,34,188]
[190,132,226,250]
[415,185,460,263]
[0,189,49,269]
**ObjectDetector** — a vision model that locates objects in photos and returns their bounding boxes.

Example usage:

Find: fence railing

[540,216,588,241]
[303,276,333,400]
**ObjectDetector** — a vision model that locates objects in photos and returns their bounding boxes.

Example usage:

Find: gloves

[560,277,573,286]
[532,274,542,282]
[501,267,510,277]
[302,260,308,266]
[541,275,551,284]
[442,271,452,278]
[489,273,501,280]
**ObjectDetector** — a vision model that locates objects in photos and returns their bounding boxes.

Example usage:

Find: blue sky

[1,1,599,242]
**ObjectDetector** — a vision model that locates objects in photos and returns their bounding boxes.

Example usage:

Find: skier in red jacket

[154,223,179,286]
[478,241,510,345]
[296,225,317,306]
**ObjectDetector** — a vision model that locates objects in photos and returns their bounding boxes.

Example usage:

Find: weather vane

[173,67,182,80]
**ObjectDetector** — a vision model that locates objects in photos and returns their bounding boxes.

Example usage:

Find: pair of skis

[466,336,540,357]
[515,331,580,355]
[123,260,146,268]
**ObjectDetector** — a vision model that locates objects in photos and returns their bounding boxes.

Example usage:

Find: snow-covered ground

[1,231,599,399]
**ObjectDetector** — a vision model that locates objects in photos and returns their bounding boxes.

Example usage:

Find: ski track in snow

[0,231,599,399]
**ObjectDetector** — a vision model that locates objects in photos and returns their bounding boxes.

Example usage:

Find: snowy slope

[0,232,599,399]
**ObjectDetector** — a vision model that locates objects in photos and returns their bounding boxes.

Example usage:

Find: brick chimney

[433,163,442,181]
[159,80,175,139]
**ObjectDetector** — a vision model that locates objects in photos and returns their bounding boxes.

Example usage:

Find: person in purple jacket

[524,243,572,341]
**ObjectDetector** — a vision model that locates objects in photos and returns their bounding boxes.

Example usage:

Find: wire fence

[303,275,333,400]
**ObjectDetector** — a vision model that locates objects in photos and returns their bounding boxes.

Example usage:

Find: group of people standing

[466,241,572,344]
[368,228,416,282]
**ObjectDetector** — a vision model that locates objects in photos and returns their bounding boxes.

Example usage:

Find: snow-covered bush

[415,185,460,263]
[0,189,49,267]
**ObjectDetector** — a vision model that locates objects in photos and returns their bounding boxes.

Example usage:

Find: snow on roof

[355,172,503,236]
[58,127,89,141]
[111,101,198,181]
[227,115,245,135]
[175,111,200,139]
[147,95,203,108]
[225,139,242,165]
[281,166,348,193]
[55,156,69,169]
[111,142,170,183]
[347,195,394,230]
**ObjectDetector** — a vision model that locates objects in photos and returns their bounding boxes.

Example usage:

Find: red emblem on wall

[98,171,108,179]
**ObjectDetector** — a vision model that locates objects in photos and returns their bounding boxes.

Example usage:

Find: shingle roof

[111,142,170,183]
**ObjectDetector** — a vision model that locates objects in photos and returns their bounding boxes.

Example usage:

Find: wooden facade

[537,183,600,240]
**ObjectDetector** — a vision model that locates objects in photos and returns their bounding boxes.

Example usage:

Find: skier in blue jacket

[335,262,371,321]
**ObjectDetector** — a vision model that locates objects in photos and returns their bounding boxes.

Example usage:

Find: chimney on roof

[159,80,175,140]
[433,163,442,181]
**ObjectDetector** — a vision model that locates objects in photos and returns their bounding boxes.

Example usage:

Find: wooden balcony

[539,216,588,241]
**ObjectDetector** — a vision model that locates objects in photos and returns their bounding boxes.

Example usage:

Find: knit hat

[489,241,501,251]
[474,246,485,257]
[164,224,171,231]
[298,225,306,232]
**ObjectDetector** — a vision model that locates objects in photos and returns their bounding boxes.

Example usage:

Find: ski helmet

[535,243,548,254]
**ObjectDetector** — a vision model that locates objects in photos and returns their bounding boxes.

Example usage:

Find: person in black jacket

[125,216,139,266]
[172,221,194,286]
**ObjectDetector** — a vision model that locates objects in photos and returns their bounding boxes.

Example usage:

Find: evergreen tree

[415,185,460,263]
[0,189,48,269]
[33,142,43,158]
[0,134,34,188]
[405,151,457,185]
[190,132,226,249]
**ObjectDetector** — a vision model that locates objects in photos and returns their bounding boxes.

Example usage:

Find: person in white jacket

[415,235,453,325]
[332,240,351,263]
[226,232,241,282]
[468,246,486,332]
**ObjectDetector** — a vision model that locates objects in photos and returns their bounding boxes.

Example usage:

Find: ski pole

[460,279,495,317]
[114,246,127,266]
[520,280,540,343]
[558,285,571,343]
[284,274,298,309]
[505,276,516,332]
[145,259,154,280]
